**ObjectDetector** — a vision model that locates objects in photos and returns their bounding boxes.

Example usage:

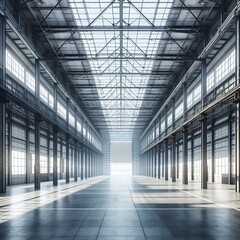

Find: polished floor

[0,176,240,239]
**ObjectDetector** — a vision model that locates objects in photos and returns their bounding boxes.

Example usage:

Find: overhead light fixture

[198,0,205,5]
[26,0,46,5]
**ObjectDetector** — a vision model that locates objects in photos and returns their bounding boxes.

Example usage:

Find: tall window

[187,83,201,109]
[26,71,35,92]
[40,84,54,109]
[6,50,35,92]
[206,72,214,92]
[69,112,75,127]
[12,150,26,175]
[57,101,67,120]
[6,50,25,82]
[167,113,172,127]
[175,102,183,120]
[216,49,235,83]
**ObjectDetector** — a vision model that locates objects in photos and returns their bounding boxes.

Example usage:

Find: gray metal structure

[1,0,240,193]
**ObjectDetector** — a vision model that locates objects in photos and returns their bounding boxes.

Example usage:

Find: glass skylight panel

[69,0,173,130]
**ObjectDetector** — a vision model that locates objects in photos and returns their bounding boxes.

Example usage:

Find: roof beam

[81,98,159,101]
[75,85,167,89]
[42,56,200,61]
[67,71,175,76]
[43,25,204,33]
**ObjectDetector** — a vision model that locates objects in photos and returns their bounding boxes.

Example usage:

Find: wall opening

[110,141,132,176]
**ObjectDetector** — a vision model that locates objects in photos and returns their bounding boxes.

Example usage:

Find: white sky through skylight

[68,0,173,133]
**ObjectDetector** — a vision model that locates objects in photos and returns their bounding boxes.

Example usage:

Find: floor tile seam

[178,188,240,212]
[72,206,92,239]
[95,209,107,239]
[28,207,220,211]
[128,183,147,240]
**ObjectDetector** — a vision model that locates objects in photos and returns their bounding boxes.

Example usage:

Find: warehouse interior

[1,0,240,239]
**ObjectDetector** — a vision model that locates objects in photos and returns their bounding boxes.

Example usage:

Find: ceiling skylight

[68,0,173,134]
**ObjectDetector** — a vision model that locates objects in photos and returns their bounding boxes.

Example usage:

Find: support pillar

[158,144,161,179]
[164,140,168,181]
[172,136,176,182]
[211,121,215,182]
[154,146,157,178]
[47,132,50,181]
[201,115,208,189]
[81,145,84,179]
[228,111,232,184]
[0,14,6,193]
[7,112,12,186]
[26,120,31,183]
[74,140,78,182]
[0,101,6,193]
[88,150,91,178]
[235,15,240,192]
[182,127,188,184]
[66,136,70,183]
[191,133,194,181]
[177,141,179,179]
[34,114,41,190]
[85,147,88,179]
[53,127,58,186]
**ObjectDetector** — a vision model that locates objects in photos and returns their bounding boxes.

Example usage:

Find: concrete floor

[0,176,240,239]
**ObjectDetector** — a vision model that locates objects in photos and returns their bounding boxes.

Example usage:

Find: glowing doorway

[110,141,132,176]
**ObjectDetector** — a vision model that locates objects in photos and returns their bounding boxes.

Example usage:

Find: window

[83,127,86,136]
[194,84,201,101]
[206,72,214,92]
[167,113,172,127]
[57,101,67,120]
[111,163,132,176]
[40,155,48,174]
[40,84,54,109]
[161,118,165,133]
[69,112,75,127]
[26,71,35,92]
[77,121,82,132]
[187,83,201,109]
[187,93,193,108]
[216,50,235,83]
[6,50,24,82]
[175,102,183,120]
[12,150,26,175]
[6,50,36,93]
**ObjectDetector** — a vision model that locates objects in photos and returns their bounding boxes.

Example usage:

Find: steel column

[66,136,70,183]
[182,127,188,184]
[154,146,157,178]
[53,128,58,186]
[201,115,208,189]
[228,111,233,184]
[81,144,84,179]
[164,140,168,181]
[74,140,78,181]
[88,149,91,178]
[177,141,179,179]
[172,136,176,182]
[0,101,6,193]
[85,147,88,179]
[26,121,31,183]
[34,114,41,190]
[47,132,50,181]
[236,14,240,192]
[211,121,215,182]
[158,144,161,179]
[0,14,6,193]
[7,113,12,186]
[191,133,194,181]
